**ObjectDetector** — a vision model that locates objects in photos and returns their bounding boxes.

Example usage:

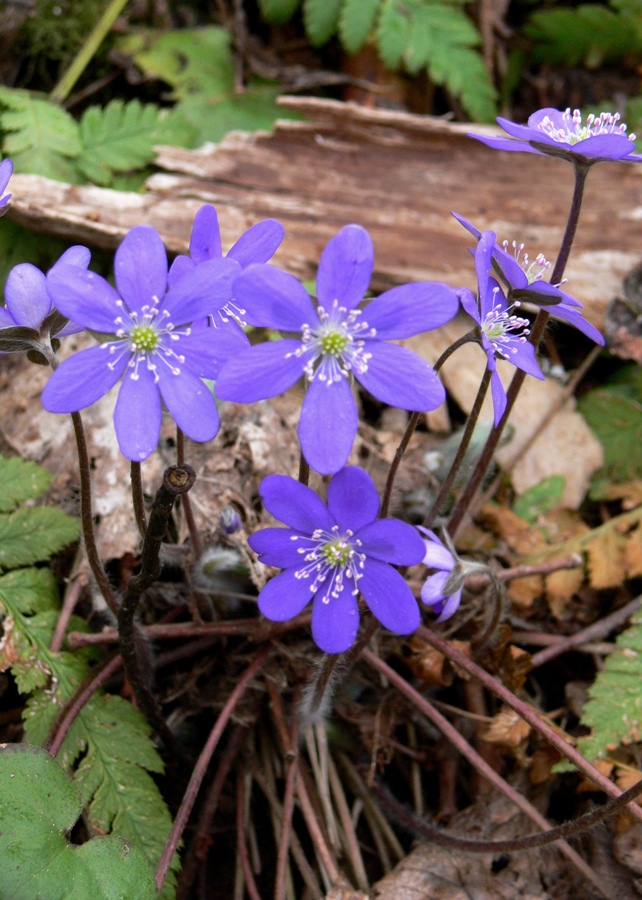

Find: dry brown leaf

[585,527,628,589]
[481,707,531,748]
[577,759,614,792]
[529,745,563,785]
[0,617,19,672]
[325,885,369,900]
[625,525,642,578]
[407,637,472,685]
[478,504,532,552]
[595,481,642,508]
[545,564,585,613]
[508,574,544,609]
[615,767,642,793]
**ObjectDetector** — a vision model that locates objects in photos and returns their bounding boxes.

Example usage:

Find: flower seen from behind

[216,224,459,475]
[249,466,426,653]
[458,230,545,424]
[0,158,12,216]
[419,527,463,622]
[469,107,642,165]
[41,224,247,461]
[453,213,605,346]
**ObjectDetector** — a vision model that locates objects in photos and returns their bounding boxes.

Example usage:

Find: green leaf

[574,610,642,760]
[0,86,82,182]
[513,476,566,524]
[0,456,52,511]
[339,0,380,54]
[377,0,412,69]
[0,567,59,615]
[0,506,79,569]
[0,744,158,900]
[525,5,639,69]
[257,0,302,23]
[116,27,235,101]
[303,0,344,45]
[579,389,642,483]
[77,99,192,187]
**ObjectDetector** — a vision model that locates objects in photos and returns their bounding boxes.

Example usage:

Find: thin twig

[296,763,341,885]
[176,428,202,557]
[236,768,262,900]
[50,569,85,653]
[274,694,300,900]
[130,461,147,539]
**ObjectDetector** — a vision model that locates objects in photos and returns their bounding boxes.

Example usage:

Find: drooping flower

[249,466,426,653]
[41,224,248,461]
[469,107,642,165]
[215,225,459,475]
[457,230,545,424]
[453,213,605,345]
[0,246,90,359]
[418,527,463,622]
[0,159,12,216]
[168,204,285,337]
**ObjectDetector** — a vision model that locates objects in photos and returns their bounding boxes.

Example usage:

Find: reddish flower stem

[236,769,262,900]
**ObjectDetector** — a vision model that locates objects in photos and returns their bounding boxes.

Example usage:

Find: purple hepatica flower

[168,204,284,336]
[0,159,12,216]
[215,224,459,475]
[0,246,90,359]
[41,224,246,461]
[249,466,426,653]
[469,107,642,165]
[418,528,463,622]
[458,230,545,425]
[453,213,605,346]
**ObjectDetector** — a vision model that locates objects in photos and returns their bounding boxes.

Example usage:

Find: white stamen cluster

[103,295,190,383]
[482,288,531,358]
[291,525,366,604]
[288,300,376,386]
[209,299,247,329]
[502,240,551,284]
[538,108,636,145]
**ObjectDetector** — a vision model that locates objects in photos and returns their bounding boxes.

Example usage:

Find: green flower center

[130,324,159,352]
[321,539,351,568]
[320,329,348,357]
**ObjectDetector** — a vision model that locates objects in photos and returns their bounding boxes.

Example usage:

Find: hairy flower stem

[176,427,202,557]
[70,412,119,617]
[423,368,491,530]
[130,462,147,538]
[118,464,196,761]
[380,332,478,518]
[155,645,270,892]
[416,625,642,823]
[447,164,590,538]
[298,453,310,486]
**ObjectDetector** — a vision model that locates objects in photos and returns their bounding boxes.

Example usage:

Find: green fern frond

[339,0,380,54]
[257,0,302,23]
[303,0,344,46]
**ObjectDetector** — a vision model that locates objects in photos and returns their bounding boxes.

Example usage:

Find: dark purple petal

[451,212,481,241]
[248,527,304,568]
[506,339,545,379]
[359,558,420,635]
[233,265,317,330]
[56,320,84,338]
[167,255,195,287]
[498,115,547,141]
[492,247,528,289]
[215,339,304,402]
[326,466,379,533]
[52,245,91,271]
[5,264,51,328]
[259,474,336,533]
[47,266,123,332]
[298,376,358,475]
[433,589,463,622]
[189,205,222,263]
[458,287,480,324]
[490,368,507,425]
[114,225,168,314]
[356,342,445,411]
[356,519,425,565]
[227,219,284,267]
[258,568,314,621]
[0,158,12,194]
[364,282,459,339]
[179,321,250,379]
[549,304,605,345]
[316,225,373,312]
[113,364,162,461]
[41,344,128,413]
[162,257,240,324]
[475,232,496,316]
[157,365,220,443]
[468,133,542,155]
[571,133,639,160]
[311,586,360,653]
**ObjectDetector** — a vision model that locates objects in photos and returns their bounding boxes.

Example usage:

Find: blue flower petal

[179,321,250,379]
[162,257,240,324]
[189,205,222,263]
[258,568,314,622]
[298,376,358,475]
[356,519,425,565]
[113,364,162,461]
[248,527,305,568]
[327,466,379,532]
[227,219,284,267]
[316,225,373,312]
[490,367,507,425]
[115,226,168,314]
[233,265,317,330]
[359,558,420,635]
[215,339,304,402]
[53,245,91,271]
[259,474,336,533]
[0,158,12,194]
[167,255,196,287]
[5,264,51,328]
[157,364,220,444]
[356,342,445,411]
[41,344,128,413]
[47,266,123,332]
[364,282,459,339]
[312,585,360,653]
[549,304,605,345]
